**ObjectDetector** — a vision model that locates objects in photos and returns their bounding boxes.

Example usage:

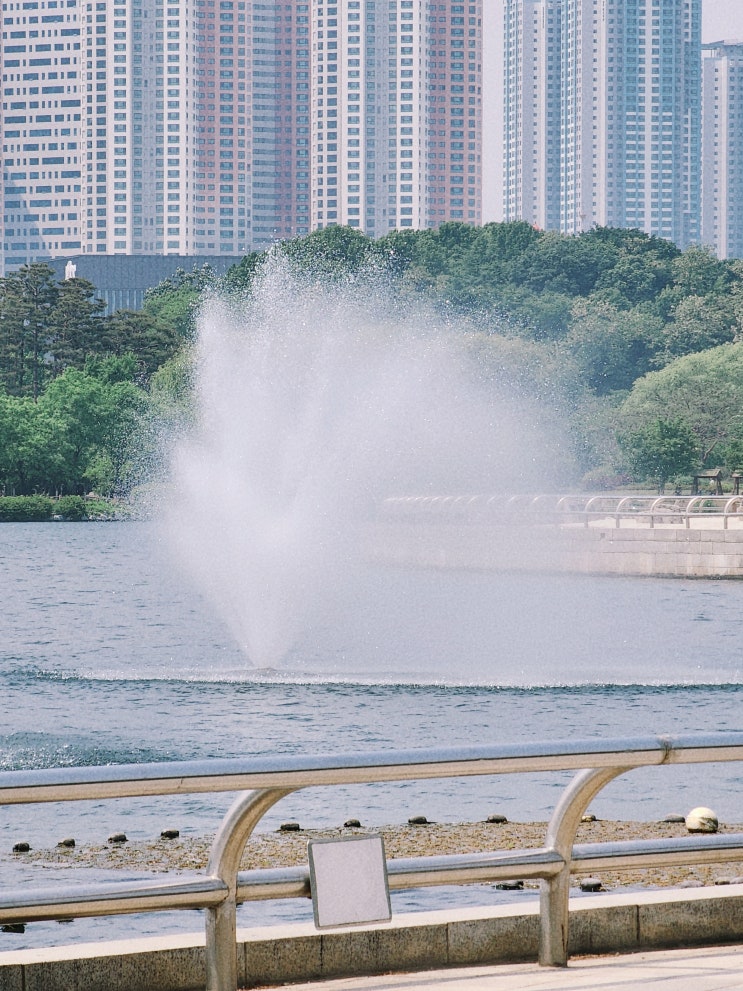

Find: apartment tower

[702,41,743,259]
[501,0,702,248]
[1,0,83,270]
[1,0,482,273]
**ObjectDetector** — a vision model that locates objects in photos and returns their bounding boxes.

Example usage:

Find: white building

[500,0,702,249]
[1,0,483,275]
[702,41,743,260]
[310,0,482,236]
[78,0,199,256]
[1,0,83,272]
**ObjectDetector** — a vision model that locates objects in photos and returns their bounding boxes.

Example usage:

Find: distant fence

[4,735,743,989]
[381,494,743,529]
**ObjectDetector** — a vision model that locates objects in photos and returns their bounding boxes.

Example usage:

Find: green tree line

[2,225,742,498]
[220,224,743,492]
[0,263,186,496]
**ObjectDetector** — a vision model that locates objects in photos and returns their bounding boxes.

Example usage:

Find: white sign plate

[308,834,392,929]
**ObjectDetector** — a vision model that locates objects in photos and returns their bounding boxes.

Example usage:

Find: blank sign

[308,834,392,929]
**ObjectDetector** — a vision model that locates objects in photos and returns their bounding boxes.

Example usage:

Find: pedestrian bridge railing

[3,734,743,990]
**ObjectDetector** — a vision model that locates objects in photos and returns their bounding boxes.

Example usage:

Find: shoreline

[9,818,743,891]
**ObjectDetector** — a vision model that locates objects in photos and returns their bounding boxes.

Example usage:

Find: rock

[685,807,719,833]
[486,814,508,824]
[107,832,128,844]
[57,837,75,848]
[12,842,30,853]
[344,819,361,828]
[714,877,733,885]
[662,814,686,823]
[279,822,301,832]
[678,878,704,888]
[1,923,25,934]
[160,828,180,839]
[581,814,597,823]
[495,879,523,890]
[407,816,429,825]
[579,877,603,892]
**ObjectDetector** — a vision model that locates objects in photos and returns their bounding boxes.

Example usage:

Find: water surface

[1,522,742,949]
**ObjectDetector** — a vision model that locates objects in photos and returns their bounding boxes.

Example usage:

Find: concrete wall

[366,522,743,578]
[4,887,743,990]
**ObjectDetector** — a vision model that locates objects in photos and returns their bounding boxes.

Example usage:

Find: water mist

[162,257,568,672]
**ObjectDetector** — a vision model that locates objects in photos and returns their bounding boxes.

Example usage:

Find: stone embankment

[366,519,743,578]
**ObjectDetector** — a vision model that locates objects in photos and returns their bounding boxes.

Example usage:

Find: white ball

[685,807,719,833]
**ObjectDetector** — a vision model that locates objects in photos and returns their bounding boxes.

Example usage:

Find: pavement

[262,944,743,990]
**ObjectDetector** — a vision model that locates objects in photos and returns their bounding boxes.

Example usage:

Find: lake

[1,521,743,948]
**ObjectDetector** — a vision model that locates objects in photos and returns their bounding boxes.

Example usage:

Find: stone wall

[366,522,743,578]
[4,887,743,990]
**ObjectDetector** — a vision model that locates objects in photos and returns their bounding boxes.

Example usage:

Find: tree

[46,276,106,375]
[584,226,679,307]
[671,245,731,297]
[515,231,617,297]
[659,294,740,362]
[719,438,743,474]
[0,263,59,398]
[39,366,149,494]
[618,417,699,492]
[495,286,574,339]
[222,250,267,292]
[102,309,181,377]
[279,225,387,277]
[616,342,743,464]
[149,348,195,419]
[0,390,66,493]
[142,263,217,340]
[565,300,665,394]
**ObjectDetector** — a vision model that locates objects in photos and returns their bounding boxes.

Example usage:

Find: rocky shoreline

[9,818,743,892]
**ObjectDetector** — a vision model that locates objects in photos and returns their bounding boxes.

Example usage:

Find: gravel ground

[8,819,743,892]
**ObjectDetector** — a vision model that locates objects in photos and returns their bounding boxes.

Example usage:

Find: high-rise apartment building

[702,41,743,260]
[502,0,560,231]
[1,0,482,274]
[79,0,198,256]
[309,0,482,234]
[1,0,83,270]
[501,0,702,249]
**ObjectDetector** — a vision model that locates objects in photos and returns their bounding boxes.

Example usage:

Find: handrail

[378,494,743,529]
[4,734,743,990]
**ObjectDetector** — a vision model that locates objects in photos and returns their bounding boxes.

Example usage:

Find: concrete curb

[3,886,743,990]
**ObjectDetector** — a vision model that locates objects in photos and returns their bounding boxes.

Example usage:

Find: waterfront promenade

[370,494,743,578]
[264,944,743,990]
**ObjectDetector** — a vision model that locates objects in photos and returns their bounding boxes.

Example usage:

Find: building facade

[702,41,743,260]
[1,0,83,270]
[308,0,482,235]
[1,0,482,274]
[501,0,702,249]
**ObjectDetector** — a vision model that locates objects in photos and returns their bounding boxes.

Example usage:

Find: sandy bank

[9,818,743,891]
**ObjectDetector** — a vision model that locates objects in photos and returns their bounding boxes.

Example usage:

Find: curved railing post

[539,766,630,967]
[205,787,296,991]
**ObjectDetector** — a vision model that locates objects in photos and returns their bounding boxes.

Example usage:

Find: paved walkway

[263,945,743,990]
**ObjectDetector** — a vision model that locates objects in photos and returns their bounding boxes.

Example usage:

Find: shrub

[0,495,55,521]
[56,495,89,521]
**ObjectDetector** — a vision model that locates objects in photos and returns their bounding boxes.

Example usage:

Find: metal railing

[579,494,743,529]
[4,734,743,990]
[380,494,743,529]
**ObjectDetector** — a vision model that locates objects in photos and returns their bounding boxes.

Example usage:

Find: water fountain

[161,256,570,671]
